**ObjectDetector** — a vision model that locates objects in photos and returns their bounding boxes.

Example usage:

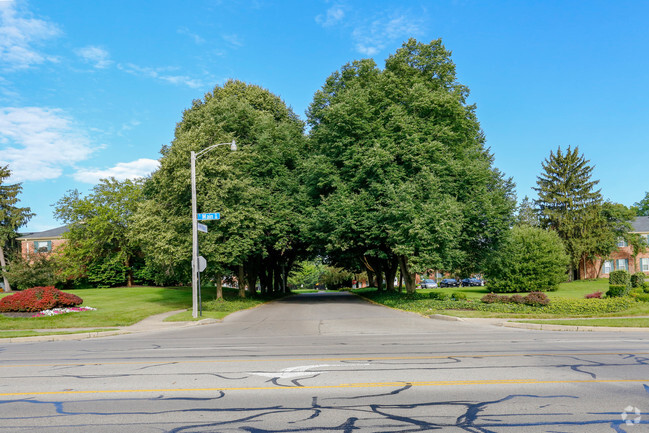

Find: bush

[430,291,450,301]
[606,284,629,298]
[481,293,505,304]
[524,291,550,306]
[510,294,526,304]
[2,253,64,291]
[635,293,649,302]
[485,226,568,293]
[0,286,83,312]
[585,291,603,299]
[630,272,645,288]
[451,292,467,301]
[609,270,630,287]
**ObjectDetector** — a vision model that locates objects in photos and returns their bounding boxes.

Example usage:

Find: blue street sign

[197,212,220,221]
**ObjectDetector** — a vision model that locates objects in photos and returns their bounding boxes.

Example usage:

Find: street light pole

[191,139,237,318]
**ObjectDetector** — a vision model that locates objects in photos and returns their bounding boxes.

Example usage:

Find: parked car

[461,278,484,287]
[420,279,437,289]
[439,278,460,287]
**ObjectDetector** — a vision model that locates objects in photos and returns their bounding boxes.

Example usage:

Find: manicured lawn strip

[0,286,192,330]
[0,329,119,338]
[516,318,649,328]
[1,285,290,331]
[353,286,648,319]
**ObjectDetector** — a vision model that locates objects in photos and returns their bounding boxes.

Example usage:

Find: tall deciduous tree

[0,166,33,292]
[306,38,515,293]
[133,80,308,296]
[634,192,649,216]
[533,146,602,279]
[54,177,145,287]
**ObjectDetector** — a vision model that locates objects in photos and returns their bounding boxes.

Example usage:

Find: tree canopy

[54,177,145,287]
[305,38,515,293]
[0,166,33,292]
[634,192,649,216]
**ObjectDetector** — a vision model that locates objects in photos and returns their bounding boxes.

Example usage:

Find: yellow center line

[1,378,648,397]
[1,352,648,369]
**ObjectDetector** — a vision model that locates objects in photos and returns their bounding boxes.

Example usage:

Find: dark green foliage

[635,293,649,302]
[630,272,645,288]
[363,291,633,315]
[2,252,63,291]
[485,225,568,293]
[429,291,450,301]
[634,192,649,216]
[306,38,515,294]
[54,178,145,288]
[0,166,34,292]
[609,270,630,287]
[606,284,628,297]
[451,292,467,301]
[533,147,604,278]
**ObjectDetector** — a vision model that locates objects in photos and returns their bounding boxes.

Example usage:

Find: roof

[16,225,69,240]
[631,216,649,233]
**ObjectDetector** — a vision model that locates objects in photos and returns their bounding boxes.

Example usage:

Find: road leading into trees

[1,291,648,432]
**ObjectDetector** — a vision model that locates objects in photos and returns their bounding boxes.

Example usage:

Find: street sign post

[197,213,220,221]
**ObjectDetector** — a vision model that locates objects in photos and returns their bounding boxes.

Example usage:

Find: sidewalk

[2,310,221,343]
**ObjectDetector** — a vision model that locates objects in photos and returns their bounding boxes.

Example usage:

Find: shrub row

[607,284,629,298]
[363,292,635,316]
[481,291,550,306]
[0,286,83,312]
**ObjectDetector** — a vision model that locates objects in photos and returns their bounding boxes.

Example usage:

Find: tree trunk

[238,265,246,298]
[216,272,223,300]
[398,270,403,293]
[384,257,398,292]
[125,256,133,287]
[245,259,259,296]
[398,255,416,294]
[0,245,11,292]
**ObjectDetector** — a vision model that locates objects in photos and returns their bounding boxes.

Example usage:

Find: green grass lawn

[0,285,285,333]
[352,278,649,321]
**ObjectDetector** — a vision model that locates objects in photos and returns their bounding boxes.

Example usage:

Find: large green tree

[0,166,33,292]
[306,39,515,293]
[134,80,308,296]
[634,192,649,216]
[54,177,145,287]
[533,146,603,279]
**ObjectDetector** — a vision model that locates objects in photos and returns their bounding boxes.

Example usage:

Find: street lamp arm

[195,139,237,159]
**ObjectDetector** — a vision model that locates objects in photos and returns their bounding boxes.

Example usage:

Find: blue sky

[1,0,648,232]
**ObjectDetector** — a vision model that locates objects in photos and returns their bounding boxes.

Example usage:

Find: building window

[641,258,649,272]
[34,241,52,253]
[616,259,629,271]
[616,238,628,248]
[603,260,613,274]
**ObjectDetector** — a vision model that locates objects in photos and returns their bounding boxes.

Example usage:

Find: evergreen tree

[0,166,34,292]
[515,196,539,227]
[533,146,602,279]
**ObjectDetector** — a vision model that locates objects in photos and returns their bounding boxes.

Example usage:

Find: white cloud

[0,107,97,181]
[117,63,204,88]
[73,158,160,184]
[0,0,61,70]
[316,4,345,27]
[222,33,243,47]
[76,45,112,69]
[352,14,424,56]
[178,27,204,44]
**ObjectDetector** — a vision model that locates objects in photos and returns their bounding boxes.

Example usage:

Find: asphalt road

[1,291,648,432]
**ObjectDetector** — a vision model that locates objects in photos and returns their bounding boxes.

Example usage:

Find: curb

[499,321,649,332]
[429,314,464,322]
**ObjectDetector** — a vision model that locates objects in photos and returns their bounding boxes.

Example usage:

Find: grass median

[352,279,649,322]
[0,285,286,338]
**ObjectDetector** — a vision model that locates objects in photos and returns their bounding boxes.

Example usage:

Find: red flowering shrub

[523,291,550,306]
[585,291,603,299]
[0,286,83,312]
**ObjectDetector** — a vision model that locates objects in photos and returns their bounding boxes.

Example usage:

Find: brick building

[580,216,649,279]
[15,226,69,257]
